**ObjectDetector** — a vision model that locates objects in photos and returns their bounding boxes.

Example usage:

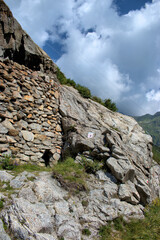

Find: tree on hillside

[104,98,118,112]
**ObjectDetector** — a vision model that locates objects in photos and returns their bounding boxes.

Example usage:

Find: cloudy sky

[5,0,160,116]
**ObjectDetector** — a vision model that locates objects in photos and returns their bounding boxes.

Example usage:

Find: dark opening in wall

[42,150,53,167]
[0,84,5,92]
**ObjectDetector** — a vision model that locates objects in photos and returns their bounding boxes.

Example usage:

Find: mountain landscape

[0,1,160,240]
[135,112,160,147]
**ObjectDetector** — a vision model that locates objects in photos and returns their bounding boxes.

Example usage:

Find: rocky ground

[0,167,153,240]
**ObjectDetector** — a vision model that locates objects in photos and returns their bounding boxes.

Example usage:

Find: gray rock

[96,170,117,183]
[104,181,118,199]
[53,153,60,162]
[21,130,34,141]
[106,157,135,183]
[4,197,53,238]
[29,123,42,131]
[10,174,27,188]
[2,119,14,130]
[57,218,81,240]
[0,171,14,182]
[12,91,22,99]
[33,173,66,203]
[118,181,140,205]
[19,187,38,203]
[98,145,110,153]
[54,200,69,215]
[17,154,30,162]
[0,124,8,134]
[17,120,28,130]
[34,233,56,240]
[0,219,11,240]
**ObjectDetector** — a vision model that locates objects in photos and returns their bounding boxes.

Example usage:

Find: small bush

[56,67,68,85]
[66,78,76,87]
[81,156,102,174]
[92,96,104,105]
[104,99,118,112]
[82,228,91,236]
[0,199,4,209]
[75,84,91,98]
[82,200,89,207]
[0,155,15,170]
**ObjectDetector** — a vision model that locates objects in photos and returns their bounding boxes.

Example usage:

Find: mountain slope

[135,112,160,146]
[0,1,160,239]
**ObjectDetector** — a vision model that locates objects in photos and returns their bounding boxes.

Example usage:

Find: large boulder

[59,85,160,205]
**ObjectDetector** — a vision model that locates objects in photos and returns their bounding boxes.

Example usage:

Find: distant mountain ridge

[134,112,160,146]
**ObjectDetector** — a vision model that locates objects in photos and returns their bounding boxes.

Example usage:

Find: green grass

[52,157,87,192]
[13,164,51,173]
[99,198,160,240]
[0,160,52,175]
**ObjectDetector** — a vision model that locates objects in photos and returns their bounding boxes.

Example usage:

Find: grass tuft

[82,228,91,236]
[52,157,88,193]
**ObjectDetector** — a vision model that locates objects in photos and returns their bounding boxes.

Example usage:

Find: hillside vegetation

[134,112,160,146]
[56,67,118,112]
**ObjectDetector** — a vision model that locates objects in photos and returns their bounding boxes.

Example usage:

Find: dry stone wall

[0,58,63,166]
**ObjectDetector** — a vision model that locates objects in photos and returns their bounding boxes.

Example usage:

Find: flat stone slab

[21,131,34,142]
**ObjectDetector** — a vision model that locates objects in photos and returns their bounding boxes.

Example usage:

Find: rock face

[0,59,62,166]
[0,0,56,73]
[60,86,160,205]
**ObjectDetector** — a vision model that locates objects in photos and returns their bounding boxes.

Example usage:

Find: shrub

[104,98,118,112]
[92,96,104,105]
[66,78,76,88]
[0,199,4,209]
[0,154,15,170]
[56,67,68,85]
[82,200,89,207]
[75,84,91,98]
[81,156,102,174]
[82,228,91,236]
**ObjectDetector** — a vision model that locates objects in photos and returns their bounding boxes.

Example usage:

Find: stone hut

[0,58,62,166]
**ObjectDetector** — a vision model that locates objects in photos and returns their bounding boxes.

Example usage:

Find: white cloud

[4,0,160,115]
[146,89,160,101]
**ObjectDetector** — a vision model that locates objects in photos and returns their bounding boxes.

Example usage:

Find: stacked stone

[0,58,62,166]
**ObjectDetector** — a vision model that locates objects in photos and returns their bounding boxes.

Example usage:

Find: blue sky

[114,0,152,15]
[5,0,160,116]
